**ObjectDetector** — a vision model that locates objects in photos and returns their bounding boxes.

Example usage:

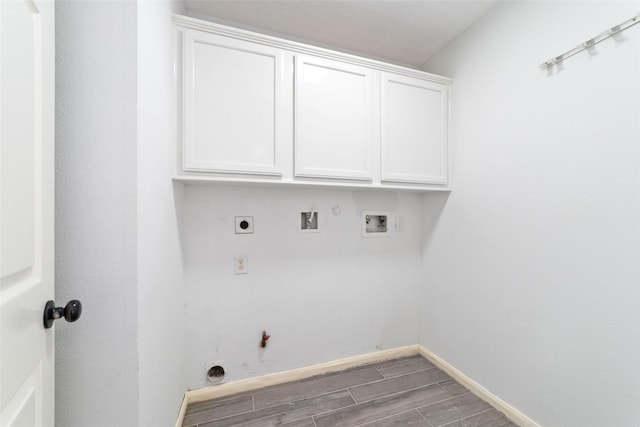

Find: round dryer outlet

[205,362,226,384]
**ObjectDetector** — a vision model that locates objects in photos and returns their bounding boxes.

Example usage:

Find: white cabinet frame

[175,15,452,191]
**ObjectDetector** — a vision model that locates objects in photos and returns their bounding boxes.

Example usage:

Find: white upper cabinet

[381,73,448,185]
[176,16,452,191]
[294,55,374,181]
[183,30,285,175]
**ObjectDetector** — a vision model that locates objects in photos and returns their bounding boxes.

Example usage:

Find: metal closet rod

[539,13,640,70]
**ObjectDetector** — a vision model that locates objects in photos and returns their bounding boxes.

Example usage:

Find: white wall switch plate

[395,216,405,232]
[235,216,254,234]
[234,255,248,274]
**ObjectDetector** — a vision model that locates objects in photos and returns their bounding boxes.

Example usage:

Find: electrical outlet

[234,255,248,274]
[235,216,254,234]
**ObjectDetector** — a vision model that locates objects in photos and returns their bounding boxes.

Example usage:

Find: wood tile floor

[183,355,517,427]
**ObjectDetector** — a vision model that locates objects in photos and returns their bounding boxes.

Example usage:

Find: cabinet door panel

[184,32,284,175]
[382,74,448,184]
[294,56,374,180]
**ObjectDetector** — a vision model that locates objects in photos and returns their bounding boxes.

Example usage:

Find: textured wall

[421,2,640,426]
[137,1,187,425]
[55,1,139,426]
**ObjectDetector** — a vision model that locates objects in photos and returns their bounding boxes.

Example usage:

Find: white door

[381,72,448,185]
[294,55,375,181]
[183,30,286,176]
[1,1,55,426]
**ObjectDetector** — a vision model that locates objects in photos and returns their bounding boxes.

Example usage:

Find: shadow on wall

[421,192,450,252]
[172,180,187,268]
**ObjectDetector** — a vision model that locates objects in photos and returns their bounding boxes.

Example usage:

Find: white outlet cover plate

[235,216,254,234]
[234,255,248,274]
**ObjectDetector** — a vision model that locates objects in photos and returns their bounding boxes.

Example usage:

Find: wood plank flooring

[182,355,517,427]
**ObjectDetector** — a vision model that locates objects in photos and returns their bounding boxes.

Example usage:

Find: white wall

[137,1,187,426]
[421,2,640,426]
[55,1,139,426]
[57,1,186,426]
[181,186,423,388]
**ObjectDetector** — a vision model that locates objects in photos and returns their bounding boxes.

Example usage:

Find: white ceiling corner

[182,0,498,69]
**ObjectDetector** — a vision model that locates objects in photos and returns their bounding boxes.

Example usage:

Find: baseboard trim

[175,345,420,427]
[175,344,539,427]
[175,393,188,427]
[187,345,420,405]
[417,345,540,427]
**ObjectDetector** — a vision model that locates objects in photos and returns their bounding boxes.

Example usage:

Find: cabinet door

[381,73,448,185]
[183,31,285,175]
[294,55,374,180]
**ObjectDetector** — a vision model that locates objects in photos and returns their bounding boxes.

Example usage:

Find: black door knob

[43,300,82,329]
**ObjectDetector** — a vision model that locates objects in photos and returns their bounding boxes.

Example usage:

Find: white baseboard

[175,345,420,427]
[175,394,188,427]
[416,345,540,427]
[175,344,539,427]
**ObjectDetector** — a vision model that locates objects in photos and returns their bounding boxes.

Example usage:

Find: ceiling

[183,1,498,69]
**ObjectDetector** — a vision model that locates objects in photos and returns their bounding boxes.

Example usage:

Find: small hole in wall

[207,365,225,383]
